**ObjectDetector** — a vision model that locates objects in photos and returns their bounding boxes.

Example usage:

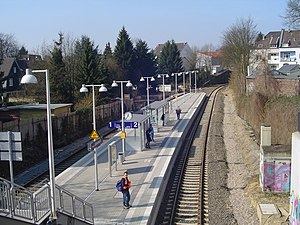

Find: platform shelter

[142,100,170,132]
[122,113,150,152]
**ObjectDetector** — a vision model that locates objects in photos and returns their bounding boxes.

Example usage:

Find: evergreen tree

[114,27,134,81]
[74,36,102,96]
[49,35,70,103]
[133,39,156,84]
[158,40,183,74]
[18,46,28,57]
[99,42,119,85]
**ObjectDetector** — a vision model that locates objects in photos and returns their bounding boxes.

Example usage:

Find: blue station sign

[108,121,138,129]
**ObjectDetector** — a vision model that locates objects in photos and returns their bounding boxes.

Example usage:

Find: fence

[0,101,122,146]
[0,177,93,224]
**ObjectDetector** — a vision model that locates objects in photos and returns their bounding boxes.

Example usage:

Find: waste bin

[118,152,124,164]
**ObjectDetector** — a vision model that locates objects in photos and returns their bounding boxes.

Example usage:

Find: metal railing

[0,177,51,223]
[0,177,94,224]
[56,184,94,224]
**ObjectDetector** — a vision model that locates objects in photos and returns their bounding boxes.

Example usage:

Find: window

[13,67,16,73]
[8,78,13,87]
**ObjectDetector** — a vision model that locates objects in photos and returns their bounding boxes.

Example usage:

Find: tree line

[0,26,185,108]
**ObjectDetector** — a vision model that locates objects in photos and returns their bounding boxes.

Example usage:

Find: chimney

[260,125,271,147]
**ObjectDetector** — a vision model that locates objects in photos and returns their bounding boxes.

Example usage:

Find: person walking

[146,127,151,148]
[121,171,131,209]
[176,107,182,120]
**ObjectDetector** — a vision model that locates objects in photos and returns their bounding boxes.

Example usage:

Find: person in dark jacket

[146,128,151,148]
[176,107,182,120]
[121,171,131,209]
[161,113,165,126]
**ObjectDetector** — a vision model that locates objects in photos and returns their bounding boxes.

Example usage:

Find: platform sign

[0,131,22,161]
[120,132,126,139]
[87,136,103,151]
[108,121,138,129]
[0,131,22,186]
[90,130,100,139]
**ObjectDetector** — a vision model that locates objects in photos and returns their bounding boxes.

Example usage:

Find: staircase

[0,177,94,224]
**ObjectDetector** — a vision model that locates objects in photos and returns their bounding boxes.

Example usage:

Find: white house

[196,52,223,74]
[250,29,300,74]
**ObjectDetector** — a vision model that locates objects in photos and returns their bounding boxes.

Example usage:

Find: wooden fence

[0,101,122,148]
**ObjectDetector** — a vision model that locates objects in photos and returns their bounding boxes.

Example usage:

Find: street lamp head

[157,74,161,78]
[178,72,182,76]
[80,84,88,93]
[185,72,189,75]
[21,69,38,84]
[112,81,118,87]
[140,77,145,82]
[171,73,175,77]
[150,77,155,81]
[126,80,133,87]
[99,84,107,92]
[166,74,169,78]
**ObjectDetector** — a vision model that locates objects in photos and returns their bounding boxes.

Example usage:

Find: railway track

[154,86,223,225]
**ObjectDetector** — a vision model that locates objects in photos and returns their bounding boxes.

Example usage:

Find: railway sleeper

[177,204,198,213]
[181,179,200,184]
[174,215,198,222]
[178,195,198,200]
[183,174,200,178]
[180,188,199,193]
[185,167,201,171]
[182,177,200,182]
[178,199,199,205]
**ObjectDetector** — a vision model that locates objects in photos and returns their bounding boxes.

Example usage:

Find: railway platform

[55,92,206,225]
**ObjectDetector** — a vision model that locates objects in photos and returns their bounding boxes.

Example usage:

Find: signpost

[0,131,22,186]
[108,121,138,129]
[87,136,103,151]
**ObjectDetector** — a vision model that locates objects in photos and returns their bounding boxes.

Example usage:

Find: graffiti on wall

[290,191,300,225]
[263,162,290,192]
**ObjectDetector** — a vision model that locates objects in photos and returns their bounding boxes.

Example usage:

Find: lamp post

[171,72,182,108]
[21,69,57,221]
[193,70,198,93]
[111,80,132,158]
[171,73,178,95]
[80,84,107,191]
[179,72,187,94]
[186,71,192,93]
[140,76,155,109]
[157,74,169,100]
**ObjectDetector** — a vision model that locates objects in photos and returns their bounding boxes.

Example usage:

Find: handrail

[0,176,50,223]
[0,176,94,224]
[55,184,94,224]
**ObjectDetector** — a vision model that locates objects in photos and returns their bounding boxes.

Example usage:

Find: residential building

[0,58,27,93]
[246,29,300,96]
[196,51,223,74]
[19,54,42,62]
[154,42,194,71]
[251,29,300,73]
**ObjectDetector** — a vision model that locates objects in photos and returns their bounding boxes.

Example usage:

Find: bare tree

[0,33,19,61]
[283,0,300,28]
[221,17,258,95]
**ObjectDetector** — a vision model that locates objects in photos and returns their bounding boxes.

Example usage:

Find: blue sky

[2,0,288,52]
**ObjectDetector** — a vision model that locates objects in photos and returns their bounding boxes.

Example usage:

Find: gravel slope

[206,87,289,225]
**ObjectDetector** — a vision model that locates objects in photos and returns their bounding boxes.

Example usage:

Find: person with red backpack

[120,171,131,209]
